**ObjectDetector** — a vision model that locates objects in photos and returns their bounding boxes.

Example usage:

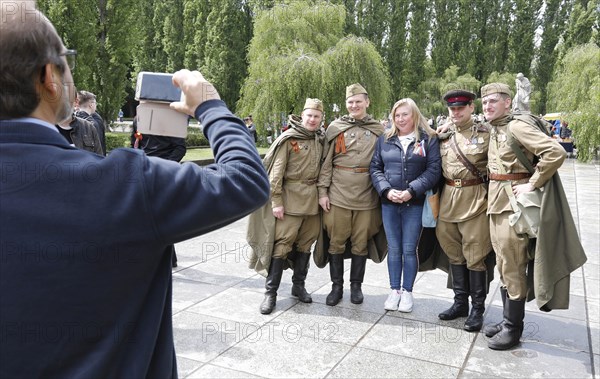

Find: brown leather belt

[334,165,369,173]
[445,178,485,187]
[286,178,318,185]
[489,173,532,181]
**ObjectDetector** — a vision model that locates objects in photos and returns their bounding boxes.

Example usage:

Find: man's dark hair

[0,8,66,119]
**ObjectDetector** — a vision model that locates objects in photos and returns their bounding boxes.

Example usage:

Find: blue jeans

[382,202,423,292]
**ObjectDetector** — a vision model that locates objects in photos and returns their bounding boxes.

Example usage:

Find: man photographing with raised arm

[0,4,269,378]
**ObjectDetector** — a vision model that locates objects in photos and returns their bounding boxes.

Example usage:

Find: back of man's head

[77,90,96,108]
[0,3,65,119]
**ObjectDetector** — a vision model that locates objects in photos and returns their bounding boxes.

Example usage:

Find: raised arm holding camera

[0,5,269,378]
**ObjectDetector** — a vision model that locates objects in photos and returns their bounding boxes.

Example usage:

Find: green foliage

[37,0,585,126]
[418,65,481,116]
[486,71,519,95]
[185,131,209,148]
[385,1,409,99]
[533,0,571,115]
[508,0,542,76]
[106,128,208,153]
[105,133,131,152]
[202,0,252,110]
[323,36,392,119]
[561,0,598,54]
[182,0,210,69]
[548,43,600,161]
[401,1,430,97]
[239,1,390,130]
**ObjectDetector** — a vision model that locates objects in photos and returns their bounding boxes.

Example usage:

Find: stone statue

[512,73,531,112]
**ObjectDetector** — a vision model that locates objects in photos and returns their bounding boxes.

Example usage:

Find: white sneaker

[384,289,402,311]
[397,289,413,313]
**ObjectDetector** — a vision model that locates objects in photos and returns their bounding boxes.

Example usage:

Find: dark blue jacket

[0,100,269,378]
[370,131,442,205]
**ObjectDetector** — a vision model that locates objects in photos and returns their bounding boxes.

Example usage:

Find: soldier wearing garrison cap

[248,98,325,314]
[481,82,585,351]
[316,83,385,307]
[436,88,493,333]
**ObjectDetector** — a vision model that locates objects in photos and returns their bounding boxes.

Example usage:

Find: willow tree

[548,43,600,161]
[237,1,391,134]
[323,36,391,119]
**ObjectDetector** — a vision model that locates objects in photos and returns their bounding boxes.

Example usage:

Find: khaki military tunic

[318,124,381,210]
[488,116,566,299]
[271,135,323,257]
[436,118,491,270]
[270,137,322,215]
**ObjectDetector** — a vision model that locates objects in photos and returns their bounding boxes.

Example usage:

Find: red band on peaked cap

[447,96,471,103]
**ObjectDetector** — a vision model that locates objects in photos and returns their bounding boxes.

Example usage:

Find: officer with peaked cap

[436,88,493,332]
[316,83,385,306]
[248,98,325,314]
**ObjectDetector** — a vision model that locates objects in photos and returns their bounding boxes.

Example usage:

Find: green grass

[182,147,269,161]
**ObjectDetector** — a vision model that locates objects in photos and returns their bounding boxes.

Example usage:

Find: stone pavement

[171,159,599,378]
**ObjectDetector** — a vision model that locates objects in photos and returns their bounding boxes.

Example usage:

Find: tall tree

[93,0,139,122]
[238,1,390,132]
[488,0,514,75]
[182,0,211,70]
[430,0,457,77]
[324,36,392,119]
[468,0,495,80]
[162,0,185,72]
[507,0,542,76]
[202,0,252,110]
[132,0,167,73]
[385,1,409,98]
[402,1,430,97]
[534,0,571,114]
[354,0,390,54]
[561,0,597,54]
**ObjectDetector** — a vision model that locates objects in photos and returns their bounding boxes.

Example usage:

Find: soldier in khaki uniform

[481,83,565,350]
[257,98,325,314]
[317,84,384,306]
[436,90,492,332]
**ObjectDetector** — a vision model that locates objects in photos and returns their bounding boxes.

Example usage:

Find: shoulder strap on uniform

[448,134,486,180]
[504,122,535,174]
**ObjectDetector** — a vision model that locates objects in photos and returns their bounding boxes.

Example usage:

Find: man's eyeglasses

[60,49,77,71]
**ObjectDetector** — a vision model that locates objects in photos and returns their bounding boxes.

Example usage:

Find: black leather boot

[438,264,469,320]
[291,253,312,303]
[350,255,367,304]
[483,287,507,337]
[464,270,487,332]
[259,258,285,314]
[326,254,344,306]
[487,296,525,350]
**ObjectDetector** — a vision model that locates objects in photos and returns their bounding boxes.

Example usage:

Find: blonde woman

[370,98,441,312]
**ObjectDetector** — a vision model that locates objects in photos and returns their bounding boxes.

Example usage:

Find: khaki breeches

[436,211,492,271]
[323,205,381,256]
[273,213,320,259]
[490,212,529,300]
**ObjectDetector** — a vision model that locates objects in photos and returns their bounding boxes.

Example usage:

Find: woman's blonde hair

[385,98,436,143]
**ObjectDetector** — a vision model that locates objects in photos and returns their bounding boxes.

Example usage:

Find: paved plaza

[171,159,599,378]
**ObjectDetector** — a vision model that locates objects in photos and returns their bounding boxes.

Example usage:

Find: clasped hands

[387,189,412,204]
